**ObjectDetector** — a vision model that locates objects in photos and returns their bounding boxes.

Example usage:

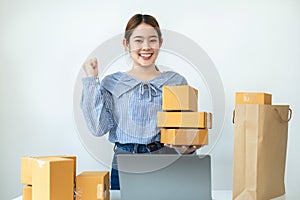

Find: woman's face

[125,23,162,68]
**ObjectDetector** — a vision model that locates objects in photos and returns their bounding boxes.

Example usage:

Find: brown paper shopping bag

[233,104,292,200]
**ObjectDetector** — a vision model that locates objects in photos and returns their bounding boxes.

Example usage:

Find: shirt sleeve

[80,76,115,137]
[179,75,188,85]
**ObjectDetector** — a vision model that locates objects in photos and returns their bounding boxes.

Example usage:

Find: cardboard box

[157,112,212,129]
[21,157,34,185]
[235,92,272,104]
[160,129,208,145]
[21,155,76,185]
[23,185,32,200]
[32,157,74,200]
[162,85,198,111]
[76,171,110,200]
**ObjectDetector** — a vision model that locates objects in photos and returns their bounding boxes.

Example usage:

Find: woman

[80,14,199,190]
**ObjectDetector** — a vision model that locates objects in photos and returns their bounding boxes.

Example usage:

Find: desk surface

[12,190,299,200]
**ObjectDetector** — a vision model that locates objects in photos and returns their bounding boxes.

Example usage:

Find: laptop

[117,154,212,200]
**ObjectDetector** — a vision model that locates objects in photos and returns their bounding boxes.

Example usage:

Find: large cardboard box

[21,155,76,185]
[162,85,198,111]
[32,157,74,200]
[76,171,110,200]
[235,92,272,104]
[160,128,208,145]
[157,112,212,129]
[23,185,32,200]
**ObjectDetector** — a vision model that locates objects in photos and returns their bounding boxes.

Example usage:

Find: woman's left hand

[164,144,202,154]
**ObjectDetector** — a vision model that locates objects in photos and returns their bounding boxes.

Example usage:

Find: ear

[159,38,163,48]
[122,38,129,50]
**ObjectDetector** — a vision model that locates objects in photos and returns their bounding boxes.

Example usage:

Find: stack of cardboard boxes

[21,155,110,200]
[157,85,212,146]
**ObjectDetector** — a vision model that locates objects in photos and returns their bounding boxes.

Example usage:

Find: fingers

[90,57,98,69]
[164,144,202,154]
[83,57,98,68]
[82,57,99,77]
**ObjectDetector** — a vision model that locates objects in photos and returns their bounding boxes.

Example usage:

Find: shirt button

[143,84,148,89]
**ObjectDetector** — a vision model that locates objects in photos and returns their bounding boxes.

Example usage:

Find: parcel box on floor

[157,112,212,129]
[21,155,76,185]
[76,171,110,200]
[162,85,198,111]
[161,129,208,145]
[235,92,272,104]
[32,157,74,200]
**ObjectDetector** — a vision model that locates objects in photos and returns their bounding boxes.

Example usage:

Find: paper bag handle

[232,110,235,124]
[275,108,292,122]
[232,108,292,124]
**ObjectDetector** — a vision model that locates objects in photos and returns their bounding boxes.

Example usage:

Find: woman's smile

[139,52,153,60]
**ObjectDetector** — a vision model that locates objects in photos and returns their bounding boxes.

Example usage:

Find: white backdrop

[1,0,299,199]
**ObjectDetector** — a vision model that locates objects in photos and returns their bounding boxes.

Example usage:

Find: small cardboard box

[23,185,32,200]
[21,155,76,185]
[235,92,272,104]
[76,171,110,200]
[32,157,74,200]
[162,85,198,111]
[160,129,208,145]
[157,112,212,129]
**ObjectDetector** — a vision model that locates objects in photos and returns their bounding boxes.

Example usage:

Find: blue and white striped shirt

[80,71,187,144]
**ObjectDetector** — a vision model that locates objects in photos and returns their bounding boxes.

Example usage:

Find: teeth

[140,54,151,57]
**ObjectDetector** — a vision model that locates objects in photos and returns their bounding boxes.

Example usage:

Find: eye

[134,39,143,43]
[150,39,158,43]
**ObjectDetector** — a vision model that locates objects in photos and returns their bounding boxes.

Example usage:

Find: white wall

[1,0,300,199]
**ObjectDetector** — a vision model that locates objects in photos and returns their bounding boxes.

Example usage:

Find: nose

[141,41,150,50]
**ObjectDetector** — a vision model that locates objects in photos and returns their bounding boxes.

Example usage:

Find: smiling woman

[80,14,198,190]
[124,23,162,81]
[123,14,163,81]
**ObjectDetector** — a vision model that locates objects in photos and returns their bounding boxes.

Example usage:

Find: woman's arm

[80,58,115,136]
[80,76,115,137]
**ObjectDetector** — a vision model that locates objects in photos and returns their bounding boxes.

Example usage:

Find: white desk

[12,190,299,200]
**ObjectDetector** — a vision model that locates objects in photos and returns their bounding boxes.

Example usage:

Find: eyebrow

[133,35,158,39]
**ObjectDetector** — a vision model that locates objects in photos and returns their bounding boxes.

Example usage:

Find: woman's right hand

[82,57,99,77]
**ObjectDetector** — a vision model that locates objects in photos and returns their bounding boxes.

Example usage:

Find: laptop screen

[117,154,212,200]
